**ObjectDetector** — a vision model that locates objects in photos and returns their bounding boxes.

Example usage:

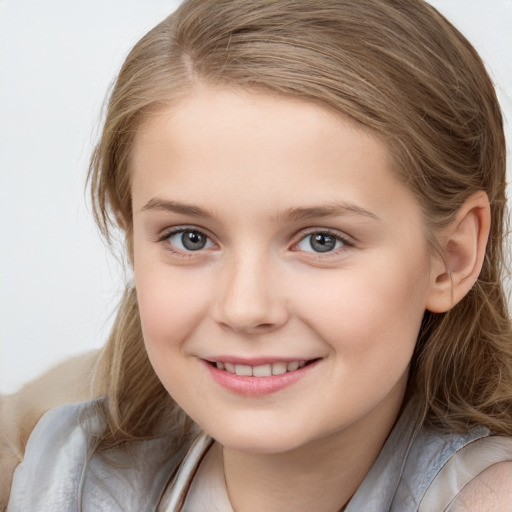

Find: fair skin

[129,85,507,511]
[450,462,512,511]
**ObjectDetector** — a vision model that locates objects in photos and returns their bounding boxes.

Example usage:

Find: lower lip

[204,360,320,396]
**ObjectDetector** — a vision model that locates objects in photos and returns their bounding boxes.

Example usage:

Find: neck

[222,392,405,512]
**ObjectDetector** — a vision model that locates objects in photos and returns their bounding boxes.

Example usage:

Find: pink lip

[203,358,321,397]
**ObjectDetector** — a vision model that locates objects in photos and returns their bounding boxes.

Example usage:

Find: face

[130,86,436,454]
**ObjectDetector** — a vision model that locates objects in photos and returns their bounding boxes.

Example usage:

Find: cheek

[292,254,430,355]
[134,257,208,350]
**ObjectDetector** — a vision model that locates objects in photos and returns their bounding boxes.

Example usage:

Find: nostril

[219,320,280,334]
[255,323,274,330]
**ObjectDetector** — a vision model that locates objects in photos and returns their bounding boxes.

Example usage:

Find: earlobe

[426,192,490,313]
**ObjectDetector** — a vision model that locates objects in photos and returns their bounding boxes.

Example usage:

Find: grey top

[8,398,512,511]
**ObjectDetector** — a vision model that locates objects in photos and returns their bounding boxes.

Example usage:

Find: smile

[205,358,321,396]
[214,360,307,377]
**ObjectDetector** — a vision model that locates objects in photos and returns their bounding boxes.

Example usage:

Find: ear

[426,192,490,313]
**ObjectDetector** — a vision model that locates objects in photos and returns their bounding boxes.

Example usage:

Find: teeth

[286,361,299,372]
[253,364,272,377]
[272,362,287,375]
[235,364,253,376]
[216,360,309,377]
[224,362,236,373]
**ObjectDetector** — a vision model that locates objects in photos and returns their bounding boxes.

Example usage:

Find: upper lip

[203,356,321,366]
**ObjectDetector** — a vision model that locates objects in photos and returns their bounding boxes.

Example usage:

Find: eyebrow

[141,198,214,219]
[141,198,379,222]
[277,202,380,222]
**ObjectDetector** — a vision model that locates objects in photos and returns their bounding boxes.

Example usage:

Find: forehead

[132,85,382,164]
[130,86,421,226]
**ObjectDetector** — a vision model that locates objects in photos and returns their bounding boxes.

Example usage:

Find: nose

[213,252,289,334]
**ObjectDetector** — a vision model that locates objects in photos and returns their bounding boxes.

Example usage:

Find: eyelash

[157,227,354,258]
[291,229,354,257]
[157,227,215,258]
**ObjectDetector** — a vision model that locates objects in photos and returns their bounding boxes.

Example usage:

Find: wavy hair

[89,0,511,449]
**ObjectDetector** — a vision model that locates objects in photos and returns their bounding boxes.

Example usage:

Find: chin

[207,423,310,455]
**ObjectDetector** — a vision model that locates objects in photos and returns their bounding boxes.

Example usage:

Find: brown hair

[89,0,511,449]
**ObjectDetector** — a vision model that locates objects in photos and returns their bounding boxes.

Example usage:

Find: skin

[450,462,512,511]
[128,85,497,511]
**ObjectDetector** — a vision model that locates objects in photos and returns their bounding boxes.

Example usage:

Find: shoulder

[8,399,196,512]
[15,398,101,472]
[448,461,512,511]
[0,351,101,511]
[390,418,512,511]
[7,399,102,511]
[417,433,512,512]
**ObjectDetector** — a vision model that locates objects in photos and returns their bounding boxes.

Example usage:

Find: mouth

[204,357,321,396]
[209,359,315,377]
[204,357,322,396]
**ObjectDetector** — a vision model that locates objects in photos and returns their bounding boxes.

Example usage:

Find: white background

[1,1,511,394]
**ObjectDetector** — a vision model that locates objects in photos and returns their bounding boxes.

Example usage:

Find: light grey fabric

[346,401,493,511]
[7,398,512,511]
[7,401,92,512]
[392,423,490,511]
[7,400,190,512]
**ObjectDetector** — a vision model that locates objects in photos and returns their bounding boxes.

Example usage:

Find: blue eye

[296,232,345,253]
[166,229,214,251]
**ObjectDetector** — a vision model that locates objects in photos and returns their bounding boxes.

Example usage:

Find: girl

[6,0,512,510]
